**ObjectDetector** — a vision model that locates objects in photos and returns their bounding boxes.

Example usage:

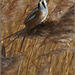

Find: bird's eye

[42,1,46,8]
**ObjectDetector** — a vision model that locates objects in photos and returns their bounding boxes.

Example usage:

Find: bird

[20,0,48,51]
[24,0,48,29]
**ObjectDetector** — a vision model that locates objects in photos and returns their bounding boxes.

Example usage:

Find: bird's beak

[39,1,42,4]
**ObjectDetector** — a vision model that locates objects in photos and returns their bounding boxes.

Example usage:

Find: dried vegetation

[1,0,74,75]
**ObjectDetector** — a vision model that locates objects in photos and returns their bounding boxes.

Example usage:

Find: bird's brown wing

[25,7,38,24]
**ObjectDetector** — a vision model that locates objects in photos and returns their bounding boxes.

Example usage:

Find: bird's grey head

[38,0,48,9]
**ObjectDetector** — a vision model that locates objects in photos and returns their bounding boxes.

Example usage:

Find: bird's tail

[19,28,29,52]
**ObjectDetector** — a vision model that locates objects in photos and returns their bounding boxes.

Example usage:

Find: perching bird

[20,0,48,50]
[24,0,48,29]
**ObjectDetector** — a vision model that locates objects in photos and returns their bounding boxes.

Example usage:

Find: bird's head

[38,0,47,9]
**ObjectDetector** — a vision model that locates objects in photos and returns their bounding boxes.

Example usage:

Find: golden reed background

[1,0,74,75]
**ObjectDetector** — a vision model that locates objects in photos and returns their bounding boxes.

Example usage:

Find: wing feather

[25,8,38,24]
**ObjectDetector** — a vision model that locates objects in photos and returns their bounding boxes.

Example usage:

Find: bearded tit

[24,0,48,29]
[20,0,48,50]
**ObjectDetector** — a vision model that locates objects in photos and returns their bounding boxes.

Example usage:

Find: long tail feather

[0,28,25,42]
[5,35,19,47]
[19,29,28,51]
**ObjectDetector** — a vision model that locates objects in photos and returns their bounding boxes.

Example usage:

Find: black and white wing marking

[25,8,38,24]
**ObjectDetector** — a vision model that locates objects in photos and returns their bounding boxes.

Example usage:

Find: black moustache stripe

[42,1,46,8]
[38,1,46,9]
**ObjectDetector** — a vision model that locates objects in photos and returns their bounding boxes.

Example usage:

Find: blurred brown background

[1,0,74,75]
